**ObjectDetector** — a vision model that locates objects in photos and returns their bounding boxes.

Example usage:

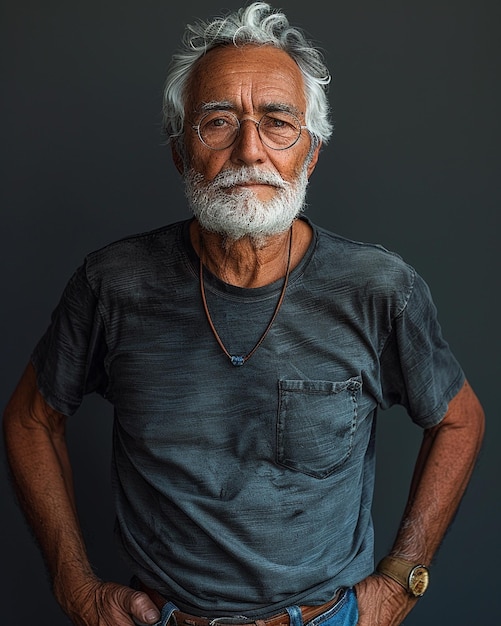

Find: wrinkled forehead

[185,45,307,118]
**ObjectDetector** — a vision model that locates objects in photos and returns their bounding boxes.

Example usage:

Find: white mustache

[209,167,289,190]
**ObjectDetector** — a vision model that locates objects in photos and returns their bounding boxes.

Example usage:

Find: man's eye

[203,115,232,130]
[270,118,286,128]
[262,114,297,132]
[212,118,228,127]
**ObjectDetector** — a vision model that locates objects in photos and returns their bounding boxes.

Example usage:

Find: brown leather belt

[141,584,342,626]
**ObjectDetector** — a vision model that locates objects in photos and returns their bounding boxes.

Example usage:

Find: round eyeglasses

[191,110,308,151]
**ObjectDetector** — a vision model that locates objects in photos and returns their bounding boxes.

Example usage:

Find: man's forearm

[355,381,485,626]
[389,379,485,564]
[3,364,98,607]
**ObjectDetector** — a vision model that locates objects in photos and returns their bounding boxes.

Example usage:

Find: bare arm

[355,379,485,626]
[3,362,160,626]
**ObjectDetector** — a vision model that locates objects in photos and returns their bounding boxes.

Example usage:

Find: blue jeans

[152,589,358,626]
[303,589,358,626]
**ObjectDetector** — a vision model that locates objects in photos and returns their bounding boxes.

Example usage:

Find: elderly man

[3,3,484,626]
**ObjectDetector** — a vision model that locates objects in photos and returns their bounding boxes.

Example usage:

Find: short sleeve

[379,271,464,428]
[31,262,108,416]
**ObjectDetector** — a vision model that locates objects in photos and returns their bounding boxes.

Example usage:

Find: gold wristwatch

[376,556,430,597]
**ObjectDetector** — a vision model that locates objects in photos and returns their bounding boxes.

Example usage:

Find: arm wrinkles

[3,362,97,601]
[390,379,485,563]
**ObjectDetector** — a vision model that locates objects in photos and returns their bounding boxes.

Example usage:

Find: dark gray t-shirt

[32,219,464,617]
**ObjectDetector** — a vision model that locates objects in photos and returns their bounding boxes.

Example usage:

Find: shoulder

[81,220,189,291]
[311,222,416,304]
[85,220,187,267]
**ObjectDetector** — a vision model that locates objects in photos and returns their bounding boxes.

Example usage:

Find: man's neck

[190,218,312,288]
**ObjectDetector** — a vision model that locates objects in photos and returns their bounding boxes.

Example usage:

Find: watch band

[376,556,429,597]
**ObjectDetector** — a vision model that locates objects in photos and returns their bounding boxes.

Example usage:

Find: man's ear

[171,143,184,175]
[307,141,322,178]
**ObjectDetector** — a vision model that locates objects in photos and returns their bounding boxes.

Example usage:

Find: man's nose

[230,118,268,165]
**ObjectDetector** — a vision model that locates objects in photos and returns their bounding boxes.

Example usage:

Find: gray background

[1,1,499,624]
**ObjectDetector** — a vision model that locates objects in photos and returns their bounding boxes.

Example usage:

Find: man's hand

[3,365,161,626]
[58,578,161,626]
[355,574,417,626]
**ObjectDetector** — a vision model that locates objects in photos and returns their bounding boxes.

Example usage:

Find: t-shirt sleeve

[31,262,108,416]
[379,270,465,428]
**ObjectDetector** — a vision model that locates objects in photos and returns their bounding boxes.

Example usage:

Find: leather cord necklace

[199,227,293,366]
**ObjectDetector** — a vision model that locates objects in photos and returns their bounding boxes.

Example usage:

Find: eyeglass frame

[190,109,309,151]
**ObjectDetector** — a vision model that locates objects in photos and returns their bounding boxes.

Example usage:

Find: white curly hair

[162,2,333,151]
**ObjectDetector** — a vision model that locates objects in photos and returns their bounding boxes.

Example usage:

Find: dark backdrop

[1,1,499,624]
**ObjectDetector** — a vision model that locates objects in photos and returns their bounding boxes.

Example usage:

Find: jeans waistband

[140,584,343,626]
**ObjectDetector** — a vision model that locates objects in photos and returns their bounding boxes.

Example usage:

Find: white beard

[184,165,309,244]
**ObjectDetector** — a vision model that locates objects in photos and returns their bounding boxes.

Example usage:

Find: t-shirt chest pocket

[276,377,362,478]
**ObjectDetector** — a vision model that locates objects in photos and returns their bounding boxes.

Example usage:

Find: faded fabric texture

[32,218,464,617]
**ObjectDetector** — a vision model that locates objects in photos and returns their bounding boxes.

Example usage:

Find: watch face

[409,566,430,597]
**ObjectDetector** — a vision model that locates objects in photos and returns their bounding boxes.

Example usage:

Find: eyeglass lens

[197,111,302,150]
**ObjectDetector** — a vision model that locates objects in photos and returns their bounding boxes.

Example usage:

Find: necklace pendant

[200,226,292,368]
[230,355,245,367]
